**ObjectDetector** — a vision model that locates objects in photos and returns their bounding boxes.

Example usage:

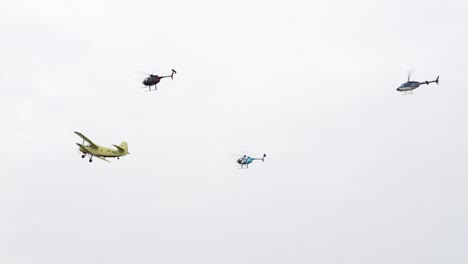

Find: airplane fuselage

[78,144,126,158]
[74,131,129,162]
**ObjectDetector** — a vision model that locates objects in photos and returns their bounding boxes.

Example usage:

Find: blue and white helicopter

[397,72,439,94]
[236,154,266,169]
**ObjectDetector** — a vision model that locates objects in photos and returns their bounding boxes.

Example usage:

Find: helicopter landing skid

[402,91,414,95]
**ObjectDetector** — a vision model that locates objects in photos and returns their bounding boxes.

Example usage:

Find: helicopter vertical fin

[171,69,177,79]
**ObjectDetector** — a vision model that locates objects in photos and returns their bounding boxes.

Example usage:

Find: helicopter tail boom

[424,76,440,85]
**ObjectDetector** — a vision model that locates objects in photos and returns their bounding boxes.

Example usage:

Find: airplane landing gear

[89,158,93,163]
[81,154,86,158]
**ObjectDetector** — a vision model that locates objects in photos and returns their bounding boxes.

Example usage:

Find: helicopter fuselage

[237,156,255,165]
[397,81,421,92]
[143,76,162,86]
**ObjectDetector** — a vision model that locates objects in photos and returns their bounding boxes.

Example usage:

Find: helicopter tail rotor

[435,76,439,84]
[171,69,177,79]
[262,154,266,162]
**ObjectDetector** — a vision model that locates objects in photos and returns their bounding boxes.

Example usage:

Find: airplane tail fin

[171,69,177,79]
[121,142,129,154]
[114,141,129,154]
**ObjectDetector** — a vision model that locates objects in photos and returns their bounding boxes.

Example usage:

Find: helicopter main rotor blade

[406,69,414,82]
[135,71,152,76]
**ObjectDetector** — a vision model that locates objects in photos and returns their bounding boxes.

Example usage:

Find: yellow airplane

[75,131,129,163]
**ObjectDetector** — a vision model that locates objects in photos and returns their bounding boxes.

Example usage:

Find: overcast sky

[1,0,468,263]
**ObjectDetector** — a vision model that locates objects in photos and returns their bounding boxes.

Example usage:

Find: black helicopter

[141,69,177,91]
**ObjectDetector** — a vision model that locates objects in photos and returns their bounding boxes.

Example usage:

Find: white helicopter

[236,154,266,169]
[397,71,439,94]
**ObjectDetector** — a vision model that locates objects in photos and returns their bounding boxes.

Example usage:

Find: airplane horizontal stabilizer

[113,144,125,153]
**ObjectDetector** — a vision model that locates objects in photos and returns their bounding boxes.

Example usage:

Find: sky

[1,0,468,263]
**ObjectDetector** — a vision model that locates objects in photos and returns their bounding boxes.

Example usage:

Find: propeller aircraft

[236,154,266,169]
[397,72,439,94]
[75,131,129,163]
[141,69,177,92]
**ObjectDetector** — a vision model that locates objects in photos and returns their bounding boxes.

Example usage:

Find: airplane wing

[74,131,98,148]
[95,156,111,163]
